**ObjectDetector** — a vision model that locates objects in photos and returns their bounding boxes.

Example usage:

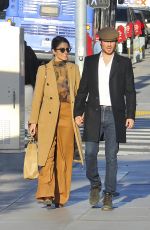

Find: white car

[115,5,136,52]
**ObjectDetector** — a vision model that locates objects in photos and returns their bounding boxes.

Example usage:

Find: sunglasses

[55,47,71,53]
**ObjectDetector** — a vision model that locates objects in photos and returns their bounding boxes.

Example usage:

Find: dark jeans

[85,106,119,194]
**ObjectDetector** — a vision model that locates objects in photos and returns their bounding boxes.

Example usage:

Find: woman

[28,36,83,207]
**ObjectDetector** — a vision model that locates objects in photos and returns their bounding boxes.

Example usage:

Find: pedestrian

[24,41,39,131]
[74,27,136,211]
[24,41,39,89]
[28,36,83,208]
[93,34,102,54]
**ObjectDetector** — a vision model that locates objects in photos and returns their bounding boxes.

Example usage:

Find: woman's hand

[28,123,37,137]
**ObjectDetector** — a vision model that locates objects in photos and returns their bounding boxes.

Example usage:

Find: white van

[116,5,136,31]
[115,5,136,52]
[136,7,150,37]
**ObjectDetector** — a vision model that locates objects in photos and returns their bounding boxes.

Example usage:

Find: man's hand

[126,119,134,129]
[75,115,84,126]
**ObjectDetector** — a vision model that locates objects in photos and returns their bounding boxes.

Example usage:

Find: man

[93,34,102,54]
[74,27,136,211]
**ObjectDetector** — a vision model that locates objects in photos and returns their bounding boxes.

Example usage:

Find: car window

[134,10,145,22]
[142,10,150,19]
[142,10,150,22]
[130,9,136,22]
[135,12,143,21]
[116,8,127,22]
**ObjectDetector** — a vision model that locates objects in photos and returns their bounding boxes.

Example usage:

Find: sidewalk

[0,154,150,230]
[0,47,150,230]
[133,47,150,112]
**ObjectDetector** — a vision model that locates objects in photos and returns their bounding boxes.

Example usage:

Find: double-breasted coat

[29,60,83,166]
[74,52,136,143]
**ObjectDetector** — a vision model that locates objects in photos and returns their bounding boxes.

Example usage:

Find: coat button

[47,83,49,86]
[96,108,99,111]
[50,97,53,99]
[49,111,51,114]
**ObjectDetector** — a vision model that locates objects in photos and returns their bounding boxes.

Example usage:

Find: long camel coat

[29,60,83,166]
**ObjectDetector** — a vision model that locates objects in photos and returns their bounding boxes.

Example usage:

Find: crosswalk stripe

[80,117,150,155]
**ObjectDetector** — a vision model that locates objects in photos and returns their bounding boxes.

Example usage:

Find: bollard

[139,36,145,59]
[127,38,131,59]
[133,36,140,63]
[117,42,123,55]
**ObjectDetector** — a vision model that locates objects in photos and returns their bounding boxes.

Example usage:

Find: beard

[101,43,116,55]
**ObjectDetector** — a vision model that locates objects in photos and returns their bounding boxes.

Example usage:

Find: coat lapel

[46,60,59,100]
[109,52,120,80]
[93,53,100,90]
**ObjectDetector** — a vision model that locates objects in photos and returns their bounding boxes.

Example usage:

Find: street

[0,47,150,230]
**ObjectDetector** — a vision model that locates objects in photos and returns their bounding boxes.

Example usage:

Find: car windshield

[142,10,150,21]
[135,12,143,21]
[116,8,127,22]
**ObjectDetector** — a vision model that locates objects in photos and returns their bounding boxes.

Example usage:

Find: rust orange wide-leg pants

[36,103,74,205]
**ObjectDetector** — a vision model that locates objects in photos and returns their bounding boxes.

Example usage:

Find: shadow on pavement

[135,75,150,91]
[0,157,150,212]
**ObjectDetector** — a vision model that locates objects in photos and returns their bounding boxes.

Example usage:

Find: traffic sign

[88,0,110,9]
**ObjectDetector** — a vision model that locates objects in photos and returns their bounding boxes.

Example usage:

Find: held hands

[126,119,134,129]
[75,114,84,126]
[28,123,37,137]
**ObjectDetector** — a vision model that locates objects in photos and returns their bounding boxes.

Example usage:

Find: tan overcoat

[29,60,83,166]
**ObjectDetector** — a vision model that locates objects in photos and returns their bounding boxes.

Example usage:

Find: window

[142,10,150,23]
[116,8,127,22]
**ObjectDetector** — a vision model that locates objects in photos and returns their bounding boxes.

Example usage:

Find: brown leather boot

[89,187,100,206]
[101,192,113,211]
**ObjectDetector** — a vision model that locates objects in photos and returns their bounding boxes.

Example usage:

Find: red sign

[134,20,142,36]
[86,32,93,56]
[117,25,126,43]
[95,34,99,41]
[126,22,133,38]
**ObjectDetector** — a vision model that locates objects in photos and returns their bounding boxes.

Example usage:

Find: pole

[75,0,86,74]
[101,9,106,28]
[109,0,117,27]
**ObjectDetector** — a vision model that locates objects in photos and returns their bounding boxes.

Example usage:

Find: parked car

[132,8,149,48]
[115,4,136,52]
[116,5,136,28]
[133,7,150,38]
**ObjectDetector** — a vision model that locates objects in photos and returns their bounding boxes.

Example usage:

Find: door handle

[13,91,16,109]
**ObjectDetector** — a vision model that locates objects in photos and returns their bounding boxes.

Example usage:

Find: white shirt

[98,53,114,106]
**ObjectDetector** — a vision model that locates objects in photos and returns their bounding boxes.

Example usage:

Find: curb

[136,111,150,116]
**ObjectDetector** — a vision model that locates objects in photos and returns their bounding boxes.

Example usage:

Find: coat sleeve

[74,57,89,117]
[28,65,46,124]
[125,59,136,119]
